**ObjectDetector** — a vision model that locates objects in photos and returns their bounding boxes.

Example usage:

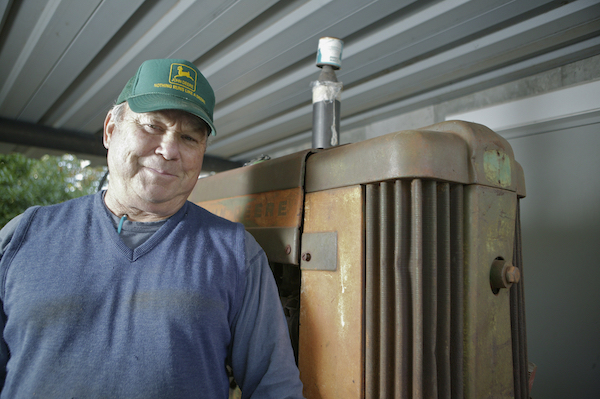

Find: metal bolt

[285,245,292,255]
[302,253,312,262]
[505,265,521,284]
[490,259,520,291]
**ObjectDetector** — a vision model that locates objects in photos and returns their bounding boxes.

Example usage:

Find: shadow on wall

[522,222,600,398]
[509,124,600,399]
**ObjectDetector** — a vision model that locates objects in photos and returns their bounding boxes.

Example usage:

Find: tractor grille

[365,179,528,398]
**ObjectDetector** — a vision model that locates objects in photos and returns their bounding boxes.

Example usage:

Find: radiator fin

[365,179,464,398]
[511,201,529,399]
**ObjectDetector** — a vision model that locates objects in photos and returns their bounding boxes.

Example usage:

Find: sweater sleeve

[0,214,22,389]
[229,231,304,399]
[0,215,22,258]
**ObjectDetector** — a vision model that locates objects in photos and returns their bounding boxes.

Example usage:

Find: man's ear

[103,110,116,149]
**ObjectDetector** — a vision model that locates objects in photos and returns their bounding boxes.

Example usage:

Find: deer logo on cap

[169,63,197,91]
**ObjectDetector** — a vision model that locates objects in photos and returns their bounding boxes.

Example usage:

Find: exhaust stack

[311,37,343,149]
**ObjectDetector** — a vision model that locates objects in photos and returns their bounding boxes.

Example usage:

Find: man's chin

[130,182,193,212]
[140,193,176,206]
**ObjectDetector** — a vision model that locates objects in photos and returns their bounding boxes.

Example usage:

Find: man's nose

[155,133,180,160]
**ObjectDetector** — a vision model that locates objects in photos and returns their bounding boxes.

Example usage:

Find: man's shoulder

[32,193,97,213]
[26,194,98,223]
[185,201,248,250]
[1,194,97,245]
[0,214,24,256]
[187,201,241,228]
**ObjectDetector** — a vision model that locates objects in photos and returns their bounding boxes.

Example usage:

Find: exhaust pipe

[311,37,343,149]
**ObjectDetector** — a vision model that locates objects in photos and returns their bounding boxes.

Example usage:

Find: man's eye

[182,135,197,143]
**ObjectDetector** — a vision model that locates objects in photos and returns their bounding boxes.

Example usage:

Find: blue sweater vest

[0,192,248,398]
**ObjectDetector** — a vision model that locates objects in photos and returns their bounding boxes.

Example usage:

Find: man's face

[103,104,208,217]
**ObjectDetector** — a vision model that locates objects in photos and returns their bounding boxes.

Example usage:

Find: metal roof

[0,0,599,170]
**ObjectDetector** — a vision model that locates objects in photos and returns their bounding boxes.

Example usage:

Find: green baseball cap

[117,59,216,135]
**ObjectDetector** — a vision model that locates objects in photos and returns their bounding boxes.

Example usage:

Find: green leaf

[0,153,107,228]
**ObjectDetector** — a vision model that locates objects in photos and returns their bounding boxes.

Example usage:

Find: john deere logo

[169,63,197,91]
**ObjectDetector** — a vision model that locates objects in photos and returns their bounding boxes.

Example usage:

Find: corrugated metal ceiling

[0,0,599,170]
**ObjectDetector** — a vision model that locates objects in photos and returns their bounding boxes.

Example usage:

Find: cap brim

[127,93,216,136]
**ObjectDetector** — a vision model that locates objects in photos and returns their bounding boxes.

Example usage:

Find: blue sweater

[0,192,303,398]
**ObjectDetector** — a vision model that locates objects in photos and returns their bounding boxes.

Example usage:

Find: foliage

[0,153,107,228]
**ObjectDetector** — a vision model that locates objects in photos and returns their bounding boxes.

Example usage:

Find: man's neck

[103,189,181,222]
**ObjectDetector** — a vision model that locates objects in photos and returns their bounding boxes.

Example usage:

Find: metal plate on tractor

[300,231,337,271]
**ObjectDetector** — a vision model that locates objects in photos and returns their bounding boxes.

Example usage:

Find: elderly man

[0,59,304,398]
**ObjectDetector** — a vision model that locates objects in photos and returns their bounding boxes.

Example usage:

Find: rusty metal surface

[449,184,465,399]
[246,227,300,265]
[364,179,467,398]
[194,186,304,265]
[410,179,424,399]
[190,149,312,266]
[511,201,529,399]
[366,180,412,399]
[490,259,521,291]
[185,120,528,398]
[304,121,526,197]
[362,177,521,398]
[419,121,526,197]
[194,187,303,229]
[463,184,517,398]
[299,186,364,399]
[300,232,338,271]
[436,182,452,399]
[189,149,314,203]
[305,129,469,193]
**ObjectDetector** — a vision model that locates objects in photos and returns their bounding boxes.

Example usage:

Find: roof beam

[207,0,600,157]
[0,117,105,156]
[0,118,241,172]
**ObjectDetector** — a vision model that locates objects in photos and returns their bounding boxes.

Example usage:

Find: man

[0,59,304,398]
